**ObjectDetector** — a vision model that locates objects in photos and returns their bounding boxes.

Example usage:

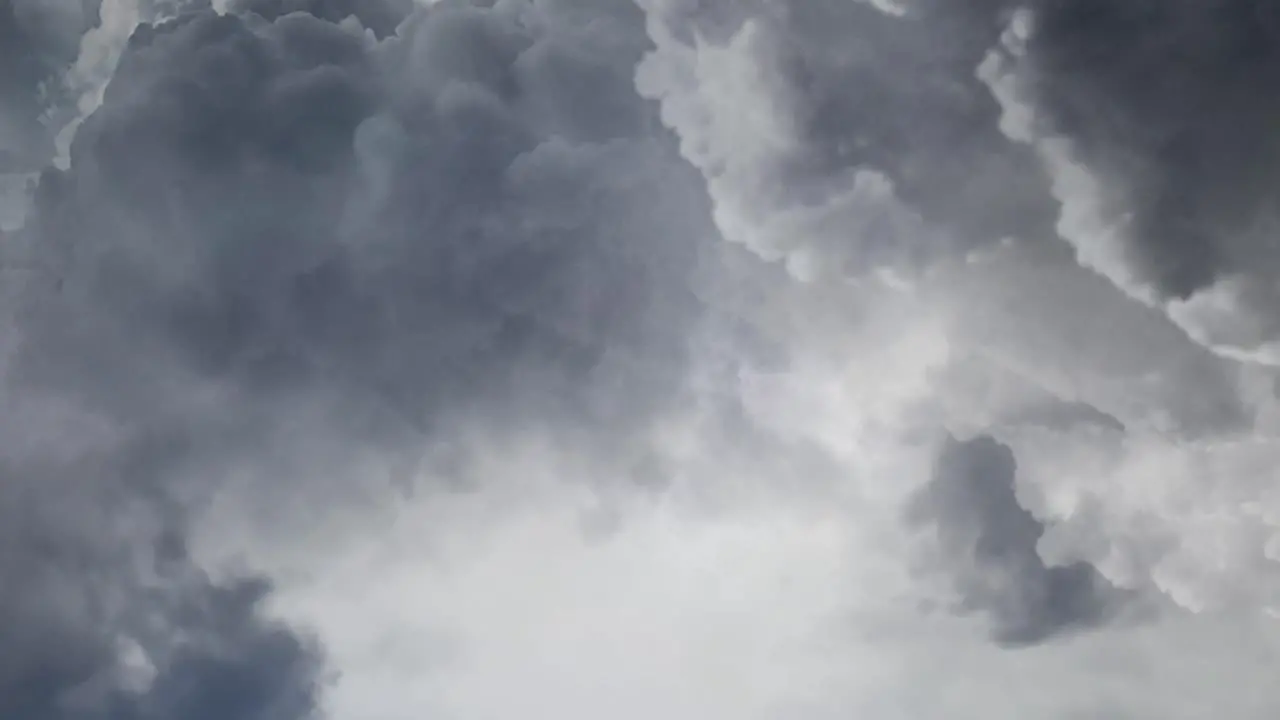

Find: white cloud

[241,334,1280,720]
[634,3,938,283]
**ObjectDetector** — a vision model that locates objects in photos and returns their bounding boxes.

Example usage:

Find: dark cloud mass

[777,0,1058,253]
[786,0,1280,285]
[228,0,413,38]
[715,0,1060,250]
[0,0,98,170]
[0,437,324,720]
[694,0,1280,330]
[27,0,705,437]
[1016,0,1280,301]
[907,435,1123,646]
[14,0,1280,715]
[2,0,711,716]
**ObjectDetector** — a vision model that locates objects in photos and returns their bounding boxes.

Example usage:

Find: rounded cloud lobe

[983,0,1280,363]
[9,1,1280,719]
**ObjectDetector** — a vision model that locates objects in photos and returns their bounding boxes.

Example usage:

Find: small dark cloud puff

[907,435,1126,646]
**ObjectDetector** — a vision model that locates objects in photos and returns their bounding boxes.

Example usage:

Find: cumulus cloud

[2,0,711,717]
[0,0,93,169]
[11,0,1280,719]
[906,434,1129,646]
[18,0,708,462]
[0,0,99,227]
[0,400,326,719]
[635,0,1280,621]
[635,0,1056,281]
[979,1,1280,364]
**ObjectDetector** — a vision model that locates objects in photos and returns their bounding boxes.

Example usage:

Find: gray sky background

[4,1,1280,718]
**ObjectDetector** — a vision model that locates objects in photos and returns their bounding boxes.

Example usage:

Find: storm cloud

[1,0,711,717]
[636,0,1059,282]
[1019,0,1280,302]
[907,435,1125,646]
[10,0,1280,718]
[0,0,98,170]
[25,0,707,434]
[978,0,1280,364]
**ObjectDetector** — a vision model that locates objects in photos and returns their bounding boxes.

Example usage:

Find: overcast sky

[4,1,1280,718]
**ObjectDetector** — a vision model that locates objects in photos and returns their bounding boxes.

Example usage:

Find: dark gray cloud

[1,0,713,716]
[17,2,1266,714]
[637,0,1060,280]
[229,0,413,37]
[856,0,1280,302]
[0,526,323,720]
[0,404,324,719]
[907,435,1125,646]
[659,0,1280,306]
[2,7,336,714]
[0,0,98,170]
[0,2,45,169]
[644,0,1280,357]
[776,0,1057,254]
[22,0,706,441]
[1016,0,1280,301]
[643,0,1205,650]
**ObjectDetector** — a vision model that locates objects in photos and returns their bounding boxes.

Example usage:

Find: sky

[3,1,1280,718]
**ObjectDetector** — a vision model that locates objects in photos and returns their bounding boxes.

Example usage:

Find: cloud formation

[907,434,1126,645]
[982,1,1280,363]
[0,0,98,170]
[635,0,1057,281]
[637,0,1280,625]
[10,0,1280,719]
[2,0,711,717]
